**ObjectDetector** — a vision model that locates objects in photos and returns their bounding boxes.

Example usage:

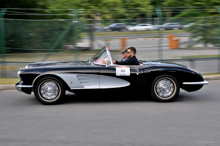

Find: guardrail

[1,57,219,78]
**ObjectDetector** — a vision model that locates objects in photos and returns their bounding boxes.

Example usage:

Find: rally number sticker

[116,66,130,76]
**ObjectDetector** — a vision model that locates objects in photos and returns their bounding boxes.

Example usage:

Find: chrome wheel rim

[40,81,59,100]
[156,79,175,98]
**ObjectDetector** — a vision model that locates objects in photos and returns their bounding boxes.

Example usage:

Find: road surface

[0,80,219,146]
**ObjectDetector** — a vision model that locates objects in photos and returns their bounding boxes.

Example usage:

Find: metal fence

[1,9,220,78]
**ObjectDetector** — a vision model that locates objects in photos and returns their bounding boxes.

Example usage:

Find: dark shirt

[116,56,139,65]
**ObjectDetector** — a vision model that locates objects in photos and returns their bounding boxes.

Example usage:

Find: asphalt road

[0,81,219,146]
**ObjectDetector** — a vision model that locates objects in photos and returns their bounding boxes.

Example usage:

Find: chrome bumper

[182,80,208,85]
[15,81,33,92]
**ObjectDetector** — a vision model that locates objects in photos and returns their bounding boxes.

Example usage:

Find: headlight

[17,71,21,78]
[25,65,29,68]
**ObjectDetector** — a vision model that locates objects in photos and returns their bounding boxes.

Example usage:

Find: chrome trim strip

[32,74,46,86]
[183,80,208,85]
[71,88,97,90]
[16,85,33,88]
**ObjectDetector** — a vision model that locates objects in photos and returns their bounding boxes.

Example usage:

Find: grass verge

[202,73,220,76]
[81,30,185,37]
[182,54,219,58]
[0,78,19,85]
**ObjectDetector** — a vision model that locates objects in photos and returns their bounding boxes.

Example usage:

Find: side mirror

[88,58,93,65]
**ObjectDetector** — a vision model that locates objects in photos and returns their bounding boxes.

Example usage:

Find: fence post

[0,9,7,78]
[41,22,73,62]
[155,8,163,61]
[73,9,78,60]
[121,37,126,51]
[217,7,220,73]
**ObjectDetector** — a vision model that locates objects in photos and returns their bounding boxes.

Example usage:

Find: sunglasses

[127,51,132,54]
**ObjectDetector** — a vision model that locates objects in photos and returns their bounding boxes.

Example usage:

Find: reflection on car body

[160,23,182,30]
[128,24,154,31]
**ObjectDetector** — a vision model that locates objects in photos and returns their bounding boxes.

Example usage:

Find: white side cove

[51,73,130,89]
[100,75,130,89]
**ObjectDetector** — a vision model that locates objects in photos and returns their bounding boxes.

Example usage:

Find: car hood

[25,61,89,68]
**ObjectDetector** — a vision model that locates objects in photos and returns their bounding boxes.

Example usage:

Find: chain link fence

[1,12,220,77]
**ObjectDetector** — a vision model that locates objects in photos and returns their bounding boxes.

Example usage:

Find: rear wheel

[34,77,65,105]
[151,75,179,102]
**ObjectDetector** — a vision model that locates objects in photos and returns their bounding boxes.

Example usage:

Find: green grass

[81,30,185,37]
[0,78,19,85]
[202,73,220,76]
[182,54,219,58]
[0,66,20,71]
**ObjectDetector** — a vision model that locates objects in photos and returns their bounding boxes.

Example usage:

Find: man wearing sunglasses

[113,47,139,65]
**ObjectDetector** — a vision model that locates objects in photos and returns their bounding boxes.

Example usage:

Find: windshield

[162,23,169,26]
[92,47,113,65]
[109,24,117,26]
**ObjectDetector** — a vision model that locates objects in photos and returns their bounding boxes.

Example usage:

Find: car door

[143,24,149,30]
[167,24,173,30]
[99,64,143,90]
[138,24,145,31]
[146,24,152,30]
[173,23,180,29]
[115,24,122,31]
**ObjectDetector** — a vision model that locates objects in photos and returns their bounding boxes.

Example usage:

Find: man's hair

[120,48,128,54]
[127,47,136,54]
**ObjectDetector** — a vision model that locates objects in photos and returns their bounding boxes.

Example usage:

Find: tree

[0,0,44,19]
[163,0,220,18]
[186,17,219,47]
[37,0,154,49]
[38,0,153,20]
[162,0,193,22]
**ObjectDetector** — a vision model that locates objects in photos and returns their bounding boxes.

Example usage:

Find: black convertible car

[16,47,208,104]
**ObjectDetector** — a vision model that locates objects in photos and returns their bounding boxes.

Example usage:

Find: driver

[113,47,139,65]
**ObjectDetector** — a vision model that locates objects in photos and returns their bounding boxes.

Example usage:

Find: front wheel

[151,75,180,102]
[34,77,65,105]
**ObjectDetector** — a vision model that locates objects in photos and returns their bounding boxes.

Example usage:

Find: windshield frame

[91,47,113,66]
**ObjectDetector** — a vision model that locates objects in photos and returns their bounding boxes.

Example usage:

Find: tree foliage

[186,17,219,47]
[2,0,220,53]
[37,0,153,19]
[4,19,74,53]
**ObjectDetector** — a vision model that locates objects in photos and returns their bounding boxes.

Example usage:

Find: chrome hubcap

[156,79,174,98]
[40,81,59,100]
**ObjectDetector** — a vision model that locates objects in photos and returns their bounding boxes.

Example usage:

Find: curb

[0,85,15,91]
[1,75,220,91]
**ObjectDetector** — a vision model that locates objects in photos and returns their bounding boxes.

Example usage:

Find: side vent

[77,75,91,87]
[76,74,99,89]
